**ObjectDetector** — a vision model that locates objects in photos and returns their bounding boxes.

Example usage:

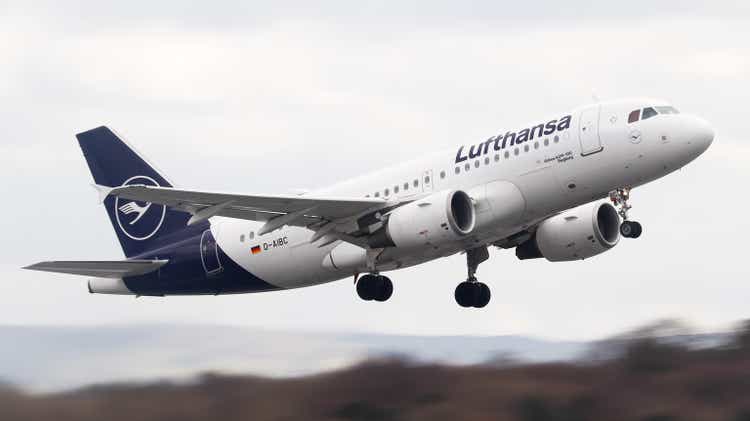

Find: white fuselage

[214,98,713,289]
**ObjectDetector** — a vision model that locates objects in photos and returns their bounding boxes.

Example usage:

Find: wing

[24,260,168,278]
[102,184,387,234]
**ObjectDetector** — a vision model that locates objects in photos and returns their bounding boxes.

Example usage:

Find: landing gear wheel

[454,282,473,308]
[454,281,491,308]
[620,221,643,238]
[630,221,642,238]
[356,274,376,301]
[357,274,393,302]
[620,221,633,238]
[474,283,491,308]
[373,276,393,302]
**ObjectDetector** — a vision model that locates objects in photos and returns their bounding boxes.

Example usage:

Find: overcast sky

[1,1,748,340]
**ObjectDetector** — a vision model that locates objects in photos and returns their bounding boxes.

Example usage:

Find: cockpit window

[655,106,679,115]
[641,107,658,120]
[628,109,640,123]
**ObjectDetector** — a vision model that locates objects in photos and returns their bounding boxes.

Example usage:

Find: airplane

[24,98,714,308]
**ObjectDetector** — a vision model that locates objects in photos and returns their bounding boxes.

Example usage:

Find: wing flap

[23,260,168,278]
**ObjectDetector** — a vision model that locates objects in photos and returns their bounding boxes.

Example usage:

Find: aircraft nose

[689,116,714,153]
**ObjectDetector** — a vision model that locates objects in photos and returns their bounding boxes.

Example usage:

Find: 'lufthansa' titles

[455,115,572,164]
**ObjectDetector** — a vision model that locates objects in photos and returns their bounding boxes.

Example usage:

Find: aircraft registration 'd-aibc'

[25,98,714,308]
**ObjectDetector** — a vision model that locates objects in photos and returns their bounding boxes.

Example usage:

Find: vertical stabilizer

[76,126,193,257]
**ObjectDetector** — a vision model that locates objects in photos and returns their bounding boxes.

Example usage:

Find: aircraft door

[200,229,223,275]
[578,105,603,155]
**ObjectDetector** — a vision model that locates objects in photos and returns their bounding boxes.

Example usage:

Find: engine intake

[516,201,620,262]
[369,189,475,248]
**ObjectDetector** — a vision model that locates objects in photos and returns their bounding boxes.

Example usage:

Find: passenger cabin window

[642,107,658,120]
[403,182,409,190]
[628,109,640,123]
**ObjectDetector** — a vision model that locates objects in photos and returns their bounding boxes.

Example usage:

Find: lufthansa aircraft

[25,98,714,308]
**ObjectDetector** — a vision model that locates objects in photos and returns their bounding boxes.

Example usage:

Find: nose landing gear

[610,187,643,238]
[455,246,491,308]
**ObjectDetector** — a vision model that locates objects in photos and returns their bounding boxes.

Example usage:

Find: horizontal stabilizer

[23,260,168,278]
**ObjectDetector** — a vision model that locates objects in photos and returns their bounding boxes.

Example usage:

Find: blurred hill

[2,320,750,421]
[0,325,585,392]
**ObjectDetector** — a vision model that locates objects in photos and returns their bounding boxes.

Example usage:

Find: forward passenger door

[578,105,603,156]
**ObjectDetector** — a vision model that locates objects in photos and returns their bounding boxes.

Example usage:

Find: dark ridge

[2,321,750,421]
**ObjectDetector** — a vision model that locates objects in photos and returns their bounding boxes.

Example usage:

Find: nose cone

[689,116,714,154]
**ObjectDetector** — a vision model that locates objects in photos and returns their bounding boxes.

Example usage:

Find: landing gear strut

[609,187,642,239]
[455,246,491,308]
[356,274,393,302]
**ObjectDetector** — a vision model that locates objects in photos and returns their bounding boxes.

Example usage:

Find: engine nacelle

[369,189,476,249]
[516,201,620,262]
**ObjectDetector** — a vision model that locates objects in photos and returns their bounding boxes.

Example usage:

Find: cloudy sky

[1,1,748,340]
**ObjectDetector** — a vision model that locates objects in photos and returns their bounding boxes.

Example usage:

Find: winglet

[91,184,115,203]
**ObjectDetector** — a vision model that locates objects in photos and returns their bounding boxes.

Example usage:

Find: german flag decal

[251,245,261,255]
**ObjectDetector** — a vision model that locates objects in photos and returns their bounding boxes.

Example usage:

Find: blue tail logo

[77,126,194,258]
[115,175,166,240]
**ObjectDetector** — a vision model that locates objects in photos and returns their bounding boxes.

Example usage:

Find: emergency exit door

[578,105,603,156]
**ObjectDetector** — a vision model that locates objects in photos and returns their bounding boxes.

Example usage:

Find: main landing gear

[356,274,393,302]
[455,246,491,308]
[609,187,643,239]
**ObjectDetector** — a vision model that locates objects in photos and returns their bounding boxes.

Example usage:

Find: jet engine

[516,201,620,262]
[368,189,475,249]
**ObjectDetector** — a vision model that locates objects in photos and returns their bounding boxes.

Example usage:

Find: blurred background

[1,1,749,419]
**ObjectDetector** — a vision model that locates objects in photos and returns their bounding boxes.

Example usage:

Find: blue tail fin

[77,126,193,258]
